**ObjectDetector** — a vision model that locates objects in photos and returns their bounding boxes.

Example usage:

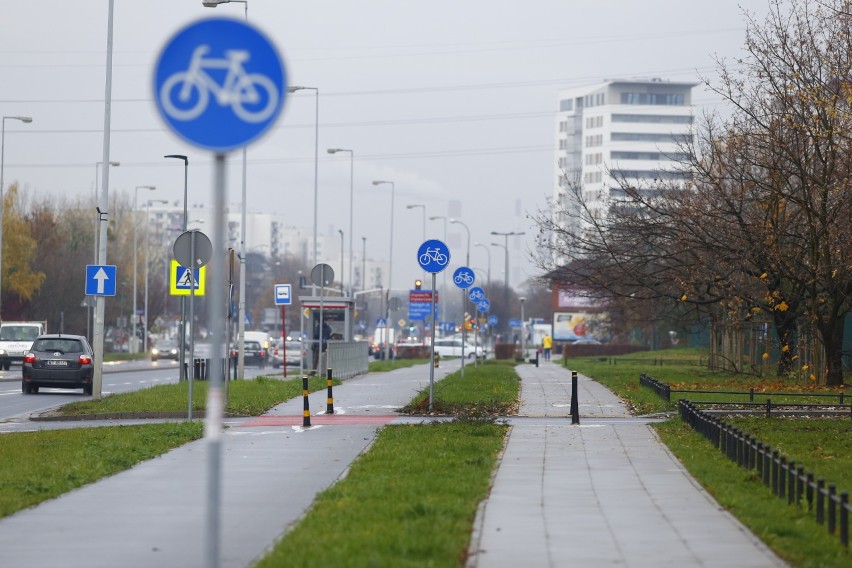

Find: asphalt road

[0,357,274,423]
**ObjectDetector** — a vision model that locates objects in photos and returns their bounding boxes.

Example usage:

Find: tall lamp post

[164,154,188,380]
[490,231,526,295]
[372,180,394,361]
[328,148,353,296]
[0,115,32,319]
[337,229,344,295]
[145,199,168,354]
[449,218,470,265]
[132,185,156,353]
[91,160,119,339]
[474,242,492,288]
[288,86,319,294]
[429,215,448,329]
[203,0,249,381]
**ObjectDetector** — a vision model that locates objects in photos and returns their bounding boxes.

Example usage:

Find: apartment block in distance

[553,78,698,224]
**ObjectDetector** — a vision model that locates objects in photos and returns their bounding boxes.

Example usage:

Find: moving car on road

[21,334,95,395]
[151,340,180,362]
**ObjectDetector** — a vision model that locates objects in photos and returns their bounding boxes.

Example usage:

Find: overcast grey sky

[0,0,771,289]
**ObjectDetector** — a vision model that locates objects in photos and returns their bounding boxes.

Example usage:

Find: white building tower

[553,78,698,225]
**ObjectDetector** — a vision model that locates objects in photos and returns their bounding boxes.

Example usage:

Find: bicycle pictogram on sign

[416,239,451,274]
[453,266,475,289]
[160,45,279,123]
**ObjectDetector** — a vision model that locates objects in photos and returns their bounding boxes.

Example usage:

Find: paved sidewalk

[0,361,459,568]
[466,360,786,568]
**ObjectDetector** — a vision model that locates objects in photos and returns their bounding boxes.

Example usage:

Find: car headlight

[152,348,160,355]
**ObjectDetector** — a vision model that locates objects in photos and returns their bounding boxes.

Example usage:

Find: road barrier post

[570,370,580,424]
[326,368,334,414]
[302,375,311,427]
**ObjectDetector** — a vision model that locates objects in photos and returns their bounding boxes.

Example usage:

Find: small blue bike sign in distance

[477,298,491,312]
[468,286,486,302]
[153,17,287,152]
[417,239,450,274]
[452,266,475,289]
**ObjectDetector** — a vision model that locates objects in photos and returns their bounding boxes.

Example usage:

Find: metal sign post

[153,16,286,568]
[452,266,474,378]
[417,239,450,411]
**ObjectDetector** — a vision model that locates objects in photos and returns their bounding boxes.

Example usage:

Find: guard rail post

[570,370,579,424]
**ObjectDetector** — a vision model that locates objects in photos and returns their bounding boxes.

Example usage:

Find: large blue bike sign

[417,239,450,274]
[153,17,287,152]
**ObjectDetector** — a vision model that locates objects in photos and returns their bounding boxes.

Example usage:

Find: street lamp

[132,185,156,353]
[372,180,394,361]
[337,229,344,295]
[474,242,492,288]
[328,148,353,296]
[288,86,319,293]
[145,199,169,354]
[164,154,188,381]
[519,296,526,359]
[490,231,526,294]
[0,115,32,319]
[407,204,426,242]
[429,215,448,327]
[449,218,470,265]
[203,0,249,381]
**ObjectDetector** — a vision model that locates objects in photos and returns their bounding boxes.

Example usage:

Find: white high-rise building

[553,78,698,225]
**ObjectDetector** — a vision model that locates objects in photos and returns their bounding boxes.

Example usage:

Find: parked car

[151,340,180,362]
[431,337,484,359]
[232,340,267,367]
[21,334,95,395]
[269,339,303,368]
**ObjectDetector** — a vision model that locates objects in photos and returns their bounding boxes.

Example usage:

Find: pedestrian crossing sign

[169,259,206,296]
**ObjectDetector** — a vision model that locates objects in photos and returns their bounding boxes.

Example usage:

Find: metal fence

[678,400,850,548]
[325,341,369,381]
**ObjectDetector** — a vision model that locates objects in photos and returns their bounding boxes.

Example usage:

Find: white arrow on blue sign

[85,265,117,296]
[153,17,287,152]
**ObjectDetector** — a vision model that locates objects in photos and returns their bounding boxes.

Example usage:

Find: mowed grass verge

[0,422,202,519]
[568,349,851,567]
[255,360,519,567]
[0,374,335,519]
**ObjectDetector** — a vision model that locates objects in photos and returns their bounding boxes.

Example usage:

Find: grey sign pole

[206,154,227,568]
[429,272,437,410]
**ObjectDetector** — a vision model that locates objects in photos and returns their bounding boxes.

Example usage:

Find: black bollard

[570,370,580,424]
[326,368,334,415]
[535,350,539,368]
[302,375,311,427]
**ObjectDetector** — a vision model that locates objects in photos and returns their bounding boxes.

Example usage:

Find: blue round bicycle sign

[452,266,475,289]
[477,298,491,312]
[468,286,486,302]
[417,239,450,274]
[153,17,287,152]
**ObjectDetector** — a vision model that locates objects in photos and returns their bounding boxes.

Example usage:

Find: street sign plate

[153,17,287,152]
[85,265,117,296]
[452,266,475,289]
[274,283,292,305]
[416,239,450,274]
[468,286,486,302]
[173,230,212,268]
[311,264,334,287]
[169,259,206,296]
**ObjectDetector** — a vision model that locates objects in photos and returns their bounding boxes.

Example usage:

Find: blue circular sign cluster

[417,239,450,274]
[153,17,287,152]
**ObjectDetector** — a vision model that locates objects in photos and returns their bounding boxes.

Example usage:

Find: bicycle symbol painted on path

[160,45,279,123]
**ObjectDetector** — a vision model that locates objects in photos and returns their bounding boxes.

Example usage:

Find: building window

[611,132,692,143]
[560,99,574,112]
[620,92,685,105]
[611,114,693,124]
[611,151,690,161]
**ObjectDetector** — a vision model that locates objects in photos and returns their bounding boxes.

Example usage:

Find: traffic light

[414,279,422,290]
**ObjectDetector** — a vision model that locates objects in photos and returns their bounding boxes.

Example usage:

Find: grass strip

[255,421,506,568]
[368,358,430,372]
[400,359,520,415]
[0,422,202,519]
[56,375,338,417]
[655,420,850,567]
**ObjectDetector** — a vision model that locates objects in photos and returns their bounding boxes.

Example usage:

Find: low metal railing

[679,400,850,548]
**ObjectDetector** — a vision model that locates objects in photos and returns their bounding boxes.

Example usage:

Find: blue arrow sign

[153,17,287,152]
[468,286,486,302]
[452,266,475,289]
[416,239,450,274]
[85,265,117,296]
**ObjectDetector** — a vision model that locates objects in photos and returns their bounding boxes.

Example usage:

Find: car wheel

[4,362,10,371]
[21,382,29,394]
[84,384,93,396]
[30,386,39,394]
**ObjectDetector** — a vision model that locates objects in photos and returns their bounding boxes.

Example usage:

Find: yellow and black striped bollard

[302,374,311,427]
[326,368,334,414]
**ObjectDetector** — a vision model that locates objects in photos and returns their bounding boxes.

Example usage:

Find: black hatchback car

[22,334,95,395]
